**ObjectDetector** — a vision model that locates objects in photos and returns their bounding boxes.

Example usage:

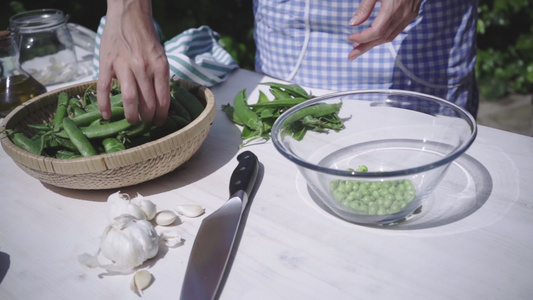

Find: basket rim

[0,79,216,175]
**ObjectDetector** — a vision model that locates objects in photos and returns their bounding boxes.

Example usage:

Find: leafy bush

[476,0,533,99]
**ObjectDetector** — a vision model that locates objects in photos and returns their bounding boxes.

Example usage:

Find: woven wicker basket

[0,79,216,190]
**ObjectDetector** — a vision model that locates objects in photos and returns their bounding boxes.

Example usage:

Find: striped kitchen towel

[93,17,239,87]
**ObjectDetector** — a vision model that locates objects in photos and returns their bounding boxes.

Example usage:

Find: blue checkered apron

[253,0,479,116]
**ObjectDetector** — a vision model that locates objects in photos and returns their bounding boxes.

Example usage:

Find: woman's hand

[97,0,170,126]
[348,0,423,61]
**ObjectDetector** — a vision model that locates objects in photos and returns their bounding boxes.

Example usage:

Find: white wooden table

[1,69,532,300]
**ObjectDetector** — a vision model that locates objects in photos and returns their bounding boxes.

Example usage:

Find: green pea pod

[269,87,293,100]
[68,97,82,108]
[233,89,263,133]
[171,81,205,120]
[12,132,42,155]
[284,102,342,125]
[81,118,133,139]
[103,137,126,153]
[169,115,191,129]
[84,93,123,112]
[248,97,308,108]
[55,150,81,159]
[27,123,52,131]
[52,92,69,129]
[257,90,270,104]
[169,95,191,122]
[62,118,98,157]
[117,121,152,139]
[260,82,311,99]
[221,104,244,126]
[55,137,79,152]
[71,107,125,127]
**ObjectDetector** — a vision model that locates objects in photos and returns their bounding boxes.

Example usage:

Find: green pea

[390,202,401,213]
[395,192,404,202]
[333,190,346,200]
[389,186,397,194]
[330,179,340,190]
[370,182,380,191]
[383,198,392,208]
[358,204,368,214]
[405,191,415,202]
[347,191,357,201]
[361,196,372,204]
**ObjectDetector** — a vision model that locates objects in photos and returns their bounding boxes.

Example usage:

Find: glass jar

[0,30,47,117]
[9,9,79,86]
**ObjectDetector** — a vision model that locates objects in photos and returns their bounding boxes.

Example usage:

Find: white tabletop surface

[1,68,533,300]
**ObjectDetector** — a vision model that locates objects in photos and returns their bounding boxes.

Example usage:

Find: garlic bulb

[79,214,159,274]
[100,215,159,272]
[176,205,205,218]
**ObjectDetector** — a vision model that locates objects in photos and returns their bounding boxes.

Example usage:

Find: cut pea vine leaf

[222,82,345,147]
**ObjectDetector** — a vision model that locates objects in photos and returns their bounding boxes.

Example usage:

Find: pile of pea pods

[8,80,205,158]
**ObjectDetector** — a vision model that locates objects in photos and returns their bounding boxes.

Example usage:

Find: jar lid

[9,9,69,33]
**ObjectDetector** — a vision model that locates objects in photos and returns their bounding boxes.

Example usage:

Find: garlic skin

[176,205,205,218]
[154,210,178,226]
[100,215,159,273]
[160,231,184,248]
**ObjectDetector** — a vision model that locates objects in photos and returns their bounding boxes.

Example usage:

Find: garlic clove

[126,203,147,220]
[131,270,153,296]
[176,205,205,218]
[160,231,184,248]
[106,191,131,221]
[154,210,178,226]
[132,194,157,221]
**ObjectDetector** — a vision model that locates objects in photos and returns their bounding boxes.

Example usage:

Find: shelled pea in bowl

[271,90,477,226]
[0,78,216,190]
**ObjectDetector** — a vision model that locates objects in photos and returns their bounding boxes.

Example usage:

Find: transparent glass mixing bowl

[271,90,477,225]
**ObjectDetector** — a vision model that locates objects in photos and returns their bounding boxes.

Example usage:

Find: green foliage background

[2,0,532,100]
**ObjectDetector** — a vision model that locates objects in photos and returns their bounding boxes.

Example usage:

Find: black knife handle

[229,151,259,198]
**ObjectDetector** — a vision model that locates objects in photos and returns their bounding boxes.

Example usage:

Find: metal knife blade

[180,151,259,300]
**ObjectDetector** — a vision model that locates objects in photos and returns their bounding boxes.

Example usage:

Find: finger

[348,39,382,61]
[349,0,378,26]
[348,10,394,44]
[115,68,140,124]
[152,64,170,126]
[96,67,114,120]
[135,71,156,124]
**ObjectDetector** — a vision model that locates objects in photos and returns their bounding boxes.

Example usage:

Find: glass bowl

[271,90,477,226]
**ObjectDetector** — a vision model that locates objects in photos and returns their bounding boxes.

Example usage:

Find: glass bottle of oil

[0,30,47,118]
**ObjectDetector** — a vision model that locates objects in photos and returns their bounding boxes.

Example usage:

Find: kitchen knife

[180,150,259,300]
